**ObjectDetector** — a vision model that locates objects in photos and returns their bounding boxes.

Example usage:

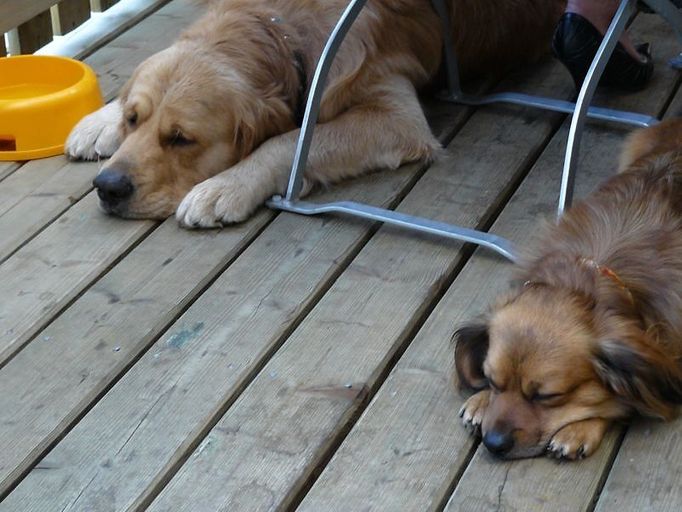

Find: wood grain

[0,70,475,508]
[0,193,155,365]
[0,210,273,497]
[0,83,480,510]
[0,163,22,183]
[52,0,91,36]
[17,8,52,54]
[297,55,574,512]
[141,60,567,511]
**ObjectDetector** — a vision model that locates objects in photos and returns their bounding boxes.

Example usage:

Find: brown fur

[455,119,682,460]
[66,0,563,226]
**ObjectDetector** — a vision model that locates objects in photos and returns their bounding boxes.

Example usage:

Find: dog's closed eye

[168,130,196,148]
[529,391,564,403]
[126,112,138,128]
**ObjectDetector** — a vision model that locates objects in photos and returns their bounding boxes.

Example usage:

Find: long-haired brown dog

[66,0,563,227]
[454,119,682,460]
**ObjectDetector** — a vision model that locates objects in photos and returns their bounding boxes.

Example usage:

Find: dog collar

[267,15,308,127]
[576,257,636,306]
[576,257,633,299]
[523,257,635,306]
[292,50,308,127]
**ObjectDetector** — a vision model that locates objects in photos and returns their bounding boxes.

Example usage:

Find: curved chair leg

[269,0,519,262]
[558,0,636,215]
[431,0,462,100]
[269,0,672,261]
[283,0,368,201]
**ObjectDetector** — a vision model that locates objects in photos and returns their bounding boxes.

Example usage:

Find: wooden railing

[1,0,121,55]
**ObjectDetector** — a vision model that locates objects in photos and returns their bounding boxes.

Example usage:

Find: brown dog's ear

[453,323,489,391]
[593,337,682,420]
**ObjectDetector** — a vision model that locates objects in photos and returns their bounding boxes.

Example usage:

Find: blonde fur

[66,0,563,226]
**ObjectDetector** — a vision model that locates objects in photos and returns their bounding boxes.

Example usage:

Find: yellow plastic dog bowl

[0,55,104,161]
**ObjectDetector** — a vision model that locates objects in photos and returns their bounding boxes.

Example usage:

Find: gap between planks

[0,70,479,504]
[116,56,570,511]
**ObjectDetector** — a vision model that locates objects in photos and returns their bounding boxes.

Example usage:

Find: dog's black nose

[483,430,514,456]
[93,169,134,205]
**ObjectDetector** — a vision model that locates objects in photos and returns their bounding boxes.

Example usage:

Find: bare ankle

[566,0,621,33]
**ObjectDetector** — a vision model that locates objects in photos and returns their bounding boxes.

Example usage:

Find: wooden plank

[91,0,120,12]
[102,62,573,512]
[17,9,53,54]
[0,159,97,264]
[0,1,59,35]
[0,210,273,498]
[294,59,571,512]
[0,192,155,365]
[592,84,682,512]
[441,15,681,512]
[42,0,177,61]
[142,91,563,511]
[0,163,21,182]
[52,0,91,36]
[595,419,682,512]
[0,158,85,219]
[0,100,474,509]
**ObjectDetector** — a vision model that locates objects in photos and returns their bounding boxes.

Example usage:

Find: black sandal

[552,12,654,91]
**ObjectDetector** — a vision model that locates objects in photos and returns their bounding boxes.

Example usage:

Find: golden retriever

[454,119,682,460]
[66,0,563,227]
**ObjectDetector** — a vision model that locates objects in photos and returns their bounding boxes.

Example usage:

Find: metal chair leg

[268,0,677,261]
[558,0,636,215]
[282,0,368,202]
[431,0,462,99]
[268,0,519,261]
[430,0,658,127]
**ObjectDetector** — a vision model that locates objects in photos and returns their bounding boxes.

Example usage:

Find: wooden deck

[1,2,681,510]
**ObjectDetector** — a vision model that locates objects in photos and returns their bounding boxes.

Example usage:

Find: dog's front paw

[547,418,609,460]
[176,175,259,228]
[459,389,491,436]
[65,101,123,161]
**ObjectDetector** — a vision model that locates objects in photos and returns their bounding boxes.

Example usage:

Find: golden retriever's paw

[65,101,123,161]
[547,418,609,460]
[459,389,491,436]
[176,177,258,228]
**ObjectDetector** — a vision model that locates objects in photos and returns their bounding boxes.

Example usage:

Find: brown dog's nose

[483,430,514,456]
[93,169,134,206]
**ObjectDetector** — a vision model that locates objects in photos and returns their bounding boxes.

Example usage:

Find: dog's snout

[483,430,515,457]
[93,169,134,205]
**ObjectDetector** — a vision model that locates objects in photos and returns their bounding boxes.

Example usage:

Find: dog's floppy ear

[232,91,296,160]
[593,335,682,420]
[453,323,489,391]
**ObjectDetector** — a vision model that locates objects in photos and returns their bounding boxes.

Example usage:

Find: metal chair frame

[267,0,682,262]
